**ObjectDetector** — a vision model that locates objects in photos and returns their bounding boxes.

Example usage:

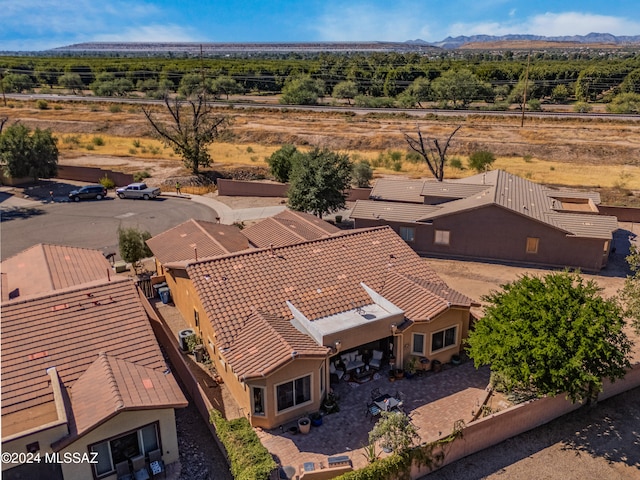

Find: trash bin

[158,287,171,304]
[194,345,206,362]
[179,329,195,351]
[153,282,167,298]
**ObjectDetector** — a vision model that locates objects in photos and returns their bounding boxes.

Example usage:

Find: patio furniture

[370,388,381,400]
[369,349,384,369]
[148,449,165,479]
[131,455,150,480]
[373,394,401,412]
[329,361,344,382]
[116,461,134,480]
[366,402,382,419]
[341,351,365,373]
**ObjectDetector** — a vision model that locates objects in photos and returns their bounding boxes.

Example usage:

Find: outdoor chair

[116,461,134,480]
[369,349,384,369]
[131,454,150,480]
[366,402,381,420]
[370,388,381,401]
[148,449,165,479]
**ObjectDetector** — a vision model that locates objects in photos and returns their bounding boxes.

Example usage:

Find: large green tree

[266,144,301,183]
[431,69,483,108]
[287,147,352,218]
[280,76,325,105]
[118,226,153,273]
[0,123,58,181]
[467,271,631,404]
[332,80,359,105]
[142,95,228,175]
[618,244,640,334]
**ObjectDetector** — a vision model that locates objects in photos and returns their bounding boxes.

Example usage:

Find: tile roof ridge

[391,271,474,306]
[187,226,393,267]
[96,352,125,410]
[281,210,334,235]
[267,216,309,243]
[191,218,233,254]
[1,275,131,307]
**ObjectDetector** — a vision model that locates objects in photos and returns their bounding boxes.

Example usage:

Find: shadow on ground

[0,206,46,222]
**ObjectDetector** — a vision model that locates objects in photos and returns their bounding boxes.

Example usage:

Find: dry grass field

[2,98,640,197]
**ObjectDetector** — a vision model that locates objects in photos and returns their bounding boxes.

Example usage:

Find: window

[399,226,415,243]
[434,230,450,246]
[89,422,160,478]
[276,375,311,412]
[194,309,200,328]
[431,326,457,353]
[252,387,265,416]
[411,333,425,355]
[526,237,539,254]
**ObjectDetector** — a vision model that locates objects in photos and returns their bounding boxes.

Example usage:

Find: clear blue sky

[3,0,640,51]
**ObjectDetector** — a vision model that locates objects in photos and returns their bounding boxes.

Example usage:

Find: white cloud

[448,12,640,38]
[312,3,431,41]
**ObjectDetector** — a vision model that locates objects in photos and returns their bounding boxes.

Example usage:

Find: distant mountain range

[49,33,640,55]
[419,32,640,49]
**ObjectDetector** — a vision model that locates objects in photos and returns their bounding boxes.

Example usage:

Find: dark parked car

[68,184,107,201]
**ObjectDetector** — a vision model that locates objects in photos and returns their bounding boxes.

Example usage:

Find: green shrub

[573,101,593,113]
[133,139,141,148]
[53,104,63,110]
[36,99,48,110]
[133,170,151,182]
[209,409,276,480]
[92,136,105,146]
[99,175,116,190]
[63,135,81,145]
[109,104,122,113]
[448,158,464,170]
[468,150,496,173]
[85,144,95,150]
[129,148,138,155]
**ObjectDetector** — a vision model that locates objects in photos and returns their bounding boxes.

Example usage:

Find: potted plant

[298,417,311,434]
[322,392,339,414]
[451,353,462,365]
[405,357,417,379]
[310,411,323,427]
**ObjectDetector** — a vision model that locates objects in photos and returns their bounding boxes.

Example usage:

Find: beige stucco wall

[60,409,179,480]
[396,308,470,368]
[1,423,69,472]
[2,409,178,480]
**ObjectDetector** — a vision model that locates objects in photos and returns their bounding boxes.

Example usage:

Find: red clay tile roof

[55,353,186,449]
[380,272,475,321]
[1,244,113,300]
[1,277,185,440]
[146,219,249,264]
[187,227,472,375]
[242,210,340,248]
[224,311,328,380]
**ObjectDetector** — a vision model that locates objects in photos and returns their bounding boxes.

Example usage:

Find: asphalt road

[1,195,219,261]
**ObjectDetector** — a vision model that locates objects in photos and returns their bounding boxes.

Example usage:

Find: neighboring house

[158,226,475,429]
[352,170,618,272]
[1,243,114,301]
[146,212,341,323]
[241,209,340,248]
[1,246,187,480]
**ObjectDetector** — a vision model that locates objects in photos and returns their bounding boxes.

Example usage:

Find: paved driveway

[1,192,219,260]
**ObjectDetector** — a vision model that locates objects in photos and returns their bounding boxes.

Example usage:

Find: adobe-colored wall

[356,205,609,271]
[411,363,640,479]
[217,179,371,201]
[599,205,640,223]
[56,165,134,187]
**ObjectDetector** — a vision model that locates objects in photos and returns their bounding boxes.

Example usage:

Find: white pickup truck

[116,182,161,200]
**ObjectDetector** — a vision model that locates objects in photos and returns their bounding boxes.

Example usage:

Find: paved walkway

[257,363,490,473]
[163,191,288,224]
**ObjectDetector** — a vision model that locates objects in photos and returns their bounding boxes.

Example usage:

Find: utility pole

[520,50,531,128]
[0,69,7,107]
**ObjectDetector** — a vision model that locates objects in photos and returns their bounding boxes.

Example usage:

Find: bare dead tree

[142,95,227,175]
[404,125,462,181]
[0,117,7,134]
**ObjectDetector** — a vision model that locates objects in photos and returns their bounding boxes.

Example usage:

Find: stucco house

[1,245,187,480]
[155,225,475,429]
[351,170,618,272]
